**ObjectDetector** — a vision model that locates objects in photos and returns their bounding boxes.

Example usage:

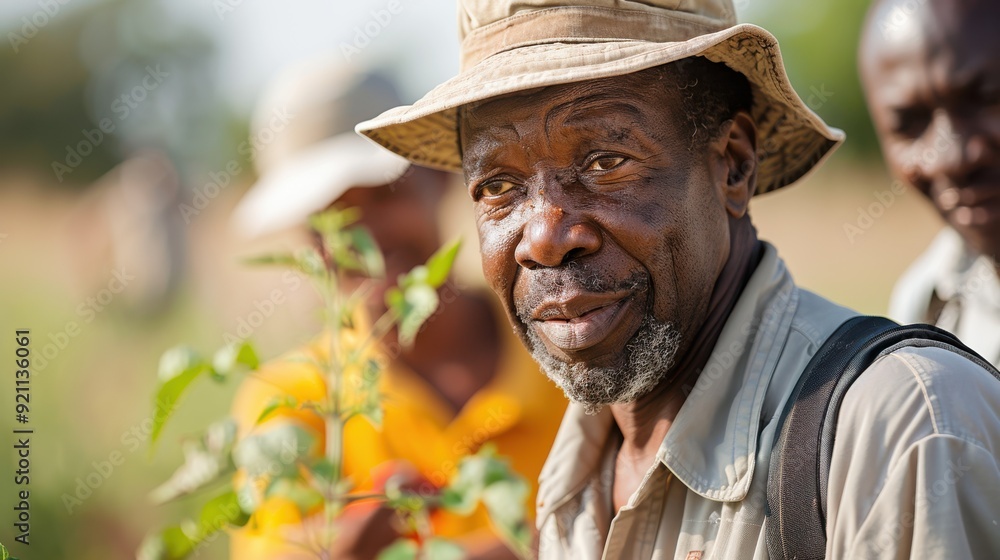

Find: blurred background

[0,0,940,558]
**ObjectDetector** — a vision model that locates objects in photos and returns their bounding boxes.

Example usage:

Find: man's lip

[531,291,632,321]
[533,296,632,352]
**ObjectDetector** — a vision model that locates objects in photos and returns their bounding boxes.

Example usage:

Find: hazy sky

[2,0,783,112]
[2,0,461,111]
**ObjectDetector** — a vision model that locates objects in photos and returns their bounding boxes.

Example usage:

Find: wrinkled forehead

[464,70,671,122]
[458,69,681,153]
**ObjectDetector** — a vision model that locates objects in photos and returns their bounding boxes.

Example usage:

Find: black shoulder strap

[764,315,997,560]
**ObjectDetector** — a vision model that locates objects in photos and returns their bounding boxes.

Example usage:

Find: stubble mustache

[513,263,681,414]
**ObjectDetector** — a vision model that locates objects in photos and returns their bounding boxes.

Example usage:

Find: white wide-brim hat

[356,1,845,195]
[233,61,411,238]
[232,132,409,238]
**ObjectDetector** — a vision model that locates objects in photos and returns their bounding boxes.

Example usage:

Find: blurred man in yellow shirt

[227,60,566,559]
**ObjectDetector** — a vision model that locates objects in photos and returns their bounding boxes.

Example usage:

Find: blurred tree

[0,2,117,186]
[0,0,240,189]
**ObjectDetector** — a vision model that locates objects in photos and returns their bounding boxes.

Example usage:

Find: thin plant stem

[322,253,347,554]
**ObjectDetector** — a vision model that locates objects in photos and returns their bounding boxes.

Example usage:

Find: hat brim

[356,23,844,195]
[232,132,410,238]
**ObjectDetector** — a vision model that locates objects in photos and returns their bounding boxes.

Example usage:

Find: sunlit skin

[861,0,1000,266]
[459,70,759,512]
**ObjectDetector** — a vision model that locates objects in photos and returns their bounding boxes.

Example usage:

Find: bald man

[861,0,1000,365]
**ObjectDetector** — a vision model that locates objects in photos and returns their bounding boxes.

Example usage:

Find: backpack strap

[764,315,997,560]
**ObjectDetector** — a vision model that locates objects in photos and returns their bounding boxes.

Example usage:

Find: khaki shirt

[890,228,1000,366]
[536,243,1000,559]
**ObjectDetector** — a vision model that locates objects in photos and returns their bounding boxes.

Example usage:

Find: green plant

[139,208,531,559]
[1,541,19,560]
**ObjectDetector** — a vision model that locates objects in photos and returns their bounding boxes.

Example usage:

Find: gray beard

[520,311,681,415]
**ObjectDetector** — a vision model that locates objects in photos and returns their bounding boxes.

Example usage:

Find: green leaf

[250,247,327,278]
[384,286,405,313]
[346,226,385,278]
[211,341,259,381]
[255,395,298,425]
[309,207,361,236]
[387,239,460,347]
[151,347,211,449]
[305,458,351,498]
[232,424,314,479]
[357,359,384,428]
[424,238,461,288]
[157,346,205,383]
[398,265,428,290]
[137,526,195,560]
[242,252,298,268]
[235,480,260,516]
[482,479,529,530]
[377,539,418,560]
[438,486,474,515]
[397,284,439,347]
[265,478,324,514]
[442,444,523,515]
[149,420,237,504]
[308,458,337,485]
[0,543,9,560]
[294,247,328,278]
[196,490,251,536]
[442,445,531,557]
[330,236,365,273]
[424,538,465,560]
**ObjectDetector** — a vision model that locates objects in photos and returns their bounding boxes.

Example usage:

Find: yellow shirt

[229,313,566,558]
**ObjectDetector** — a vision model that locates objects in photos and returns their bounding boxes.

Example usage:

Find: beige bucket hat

[356,0,844,195]
[233,60,411,238]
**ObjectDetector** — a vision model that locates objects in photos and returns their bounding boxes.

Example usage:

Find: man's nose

[514,200,601,269]
[919,110,988,184]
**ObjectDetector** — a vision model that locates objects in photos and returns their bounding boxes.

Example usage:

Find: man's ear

[711,110,757,219]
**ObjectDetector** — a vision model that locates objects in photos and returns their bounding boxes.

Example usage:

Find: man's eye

[480,180,517,197]
[586,156,626,172]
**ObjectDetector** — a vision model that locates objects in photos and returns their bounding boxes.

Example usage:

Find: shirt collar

[537,243,800,522]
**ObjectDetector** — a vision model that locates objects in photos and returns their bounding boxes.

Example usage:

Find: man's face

[862,0,1000,259]
[459,71,732,411]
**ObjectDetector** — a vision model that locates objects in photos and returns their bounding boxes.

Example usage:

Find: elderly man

[357,0,1000,558]
[861,0,1000,367]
